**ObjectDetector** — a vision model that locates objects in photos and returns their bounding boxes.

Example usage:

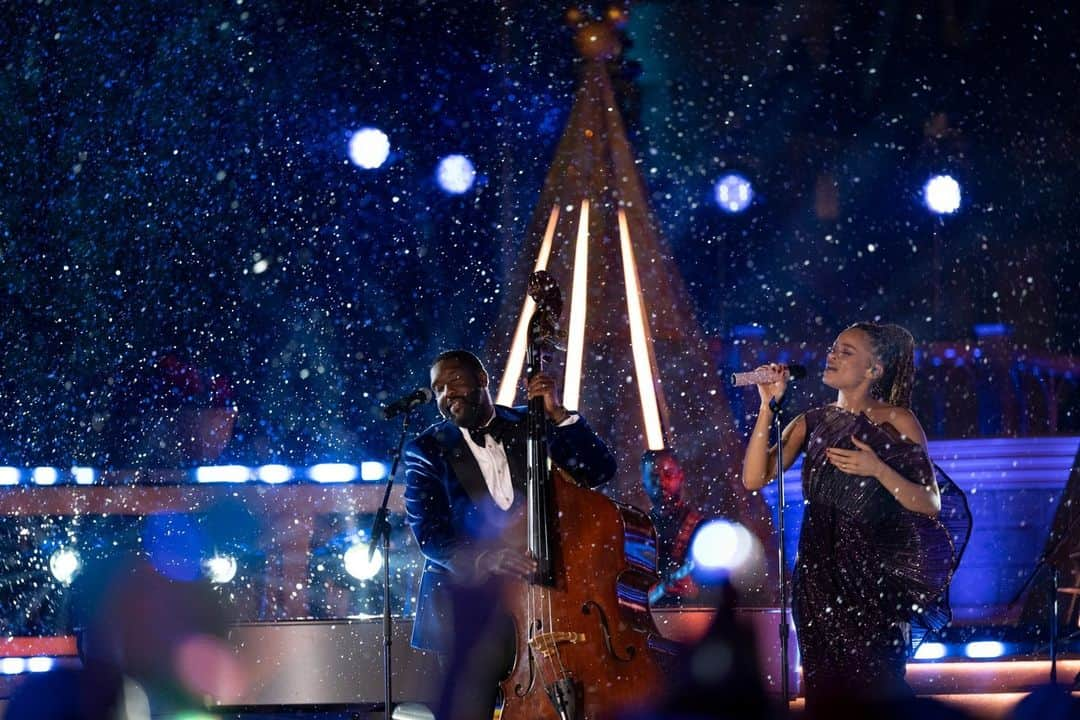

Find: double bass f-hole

[582,600,636,662]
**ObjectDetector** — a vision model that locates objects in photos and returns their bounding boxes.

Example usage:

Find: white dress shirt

[460,410,578,511]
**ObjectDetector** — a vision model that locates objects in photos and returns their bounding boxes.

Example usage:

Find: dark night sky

[1,1,1077,466]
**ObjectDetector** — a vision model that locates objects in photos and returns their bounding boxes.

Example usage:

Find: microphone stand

[769,392,792,706]
[1008,508,1080,685]
[369,410,416,720]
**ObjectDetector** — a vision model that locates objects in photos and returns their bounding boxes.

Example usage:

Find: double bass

[499,271,668,719]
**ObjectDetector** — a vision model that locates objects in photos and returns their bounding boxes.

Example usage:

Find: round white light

[348,127,391,170]
[49,548,81,585]
[690,519,754,572]
[203,554,238,584]
[436,154,476,195]
[923,174,961,214]
[343,542,383,581]
[713,173,753,213]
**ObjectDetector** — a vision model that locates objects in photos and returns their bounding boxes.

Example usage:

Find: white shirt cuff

[556,412,579,427]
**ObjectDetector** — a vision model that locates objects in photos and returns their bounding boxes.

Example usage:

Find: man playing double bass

[403,349,616,716]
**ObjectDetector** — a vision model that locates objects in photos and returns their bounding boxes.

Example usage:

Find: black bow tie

[468,416,514,447]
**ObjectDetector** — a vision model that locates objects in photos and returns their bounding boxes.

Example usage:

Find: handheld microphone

[730,363,807,387]
[381,388,433,419]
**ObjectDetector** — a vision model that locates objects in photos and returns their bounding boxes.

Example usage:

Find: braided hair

[848,322,917,408]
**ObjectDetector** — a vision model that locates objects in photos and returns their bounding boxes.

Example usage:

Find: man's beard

[446,389,488,429]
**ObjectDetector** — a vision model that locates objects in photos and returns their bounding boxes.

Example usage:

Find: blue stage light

[256,464,293,484]
[72,466,97,485]
[49,548,81,585]
[436,154,476,194]
[308,463,358,483]
[731,324,766,339]
[963,640,1006,659]
[923,174,961,214]
[195,465,251,484]
[360,461,388,481]
[973,323,1010,338]
[713,173,753,214]
[0,467,20,485]
[343,541,383,581]
[913,642,948,660]
[348,127,390,169]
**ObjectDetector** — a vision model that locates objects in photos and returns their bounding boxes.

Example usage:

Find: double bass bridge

[528,631,586,658]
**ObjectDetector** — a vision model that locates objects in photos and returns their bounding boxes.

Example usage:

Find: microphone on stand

[381,388,433,419]
[730,363,807,387]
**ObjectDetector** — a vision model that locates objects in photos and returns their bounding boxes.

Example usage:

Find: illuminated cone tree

[488,15,775,595]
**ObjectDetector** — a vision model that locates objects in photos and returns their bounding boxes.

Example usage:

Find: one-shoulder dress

[793,405,971,705]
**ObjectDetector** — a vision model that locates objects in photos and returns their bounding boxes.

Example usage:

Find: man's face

[430,358,491,429]
[642,452,685,504]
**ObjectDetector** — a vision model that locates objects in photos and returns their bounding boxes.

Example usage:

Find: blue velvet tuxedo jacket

[402,404,616,652]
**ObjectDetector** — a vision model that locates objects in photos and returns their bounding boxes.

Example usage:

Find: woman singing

[742,322,967,707]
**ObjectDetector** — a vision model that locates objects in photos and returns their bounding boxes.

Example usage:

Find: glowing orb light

[49,547,81,585]
[348,127,390,169]
[923,174,961,214]
[436,154,476,194]
[343,541,383,581]
[690,519,754,573]
[203,554,238,584]
[713,173,753,213]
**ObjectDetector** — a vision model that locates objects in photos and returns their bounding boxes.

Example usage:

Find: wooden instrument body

[499,466,665,719]
[499,269,666,719]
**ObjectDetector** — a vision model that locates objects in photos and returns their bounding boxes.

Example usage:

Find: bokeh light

[348,127,390,169]
[343,541,383,581]
[203,554,238,584]
[48,547,81,585]
[689,519,754,573]
[713,173,753,213]
[436,154,476,194]
[923,174,962,214]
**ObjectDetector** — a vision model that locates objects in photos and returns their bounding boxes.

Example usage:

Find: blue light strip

[0,462,391,486]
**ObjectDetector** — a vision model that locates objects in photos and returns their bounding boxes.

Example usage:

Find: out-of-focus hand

[476,548,538,579]
[526,372,570,423]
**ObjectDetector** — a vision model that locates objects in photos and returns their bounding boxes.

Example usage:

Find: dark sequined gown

[793,405,970,706]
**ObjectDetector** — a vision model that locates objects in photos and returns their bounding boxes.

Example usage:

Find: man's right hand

[476,548,538,579]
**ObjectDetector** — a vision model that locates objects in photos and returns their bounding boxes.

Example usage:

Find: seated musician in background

[641,449,704,606]
[403,349,616,715]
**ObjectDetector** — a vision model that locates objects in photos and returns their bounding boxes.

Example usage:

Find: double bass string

[525,348,571,701]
